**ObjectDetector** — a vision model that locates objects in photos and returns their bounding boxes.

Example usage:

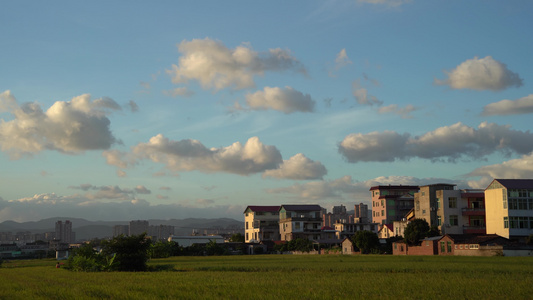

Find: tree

[150,241,174,259]
[101,234,152,272]
[287,238,313,252]
[352,231,379,254]
[404,219,430,246]
[229,233,245,243]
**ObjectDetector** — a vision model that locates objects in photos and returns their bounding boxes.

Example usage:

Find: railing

[463,225,486,230]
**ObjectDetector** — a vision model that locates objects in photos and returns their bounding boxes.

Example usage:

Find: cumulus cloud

[378,104,418,119]
[339,122,533,163]
[263,153,327,180]
[435,56,523,91]
[467,152,533,187]
[0,91,119,158]
[482,94,533,116]
[242,86,315,113]
[167,38,306,91]
[113,134,283,175]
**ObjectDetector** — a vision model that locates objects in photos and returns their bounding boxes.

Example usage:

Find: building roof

[443,234,510,245]
[381,224,393,232]
[279,204,322,212]
[321,226,335,231]
[244,205,281,214]
[369,185,419,191]
[489,179,533,190]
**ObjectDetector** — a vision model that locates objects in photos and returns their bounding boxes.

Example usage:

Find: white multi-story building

[485,179,533,239]
[279,205,323,241]
[244,206,280,243]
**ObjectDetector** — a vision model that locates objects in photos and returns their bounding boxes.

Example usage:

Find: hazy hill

[0,217,243,241]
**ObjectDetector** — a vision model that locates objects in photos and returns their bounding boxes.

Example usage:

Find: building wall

[437,236,455,255]
[485,185,509,238]
[415,184,456,228]
[244,208,280,243]
[454,246,503,256]
[437,190,463,235]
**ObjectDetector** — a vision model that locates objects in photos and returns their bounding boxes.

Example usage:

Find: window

[504,217,509,229]
[381,210,384,216]
[436,198,440,209]
[295,222,301,230]
[437,216,441,226]
[503,190,508,209]
[440,242,445,253]
[449,197,457,208]
[422,209,426,214]
[450,215,458,226]
[246,222,249,229]
[447,241,452,253]
[246,233,249,240]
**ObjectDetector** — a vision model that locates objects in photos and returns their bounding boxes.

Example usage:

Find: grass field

[1,255,533,299]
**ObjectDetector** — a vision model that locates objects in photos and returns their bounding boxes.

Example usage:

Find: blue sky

[1,1,533,222]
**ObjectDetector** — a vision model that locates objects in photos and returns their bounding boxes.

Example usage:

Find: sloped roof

[321,226,335,231]
[443,234,509,245]
[490,179,533,190]
[244,205,280,213]
[380,224,393,232]
[280,204,322,211]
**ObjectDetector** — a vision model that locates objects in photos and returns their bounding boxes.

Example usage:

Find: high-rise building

[354,203,369,223]
[55,220,73,243]
[129,220,149,236]
[113,225,129,237]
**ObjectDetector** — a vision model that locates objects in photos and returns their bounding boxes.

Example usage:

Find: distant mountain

[0,217,243,241]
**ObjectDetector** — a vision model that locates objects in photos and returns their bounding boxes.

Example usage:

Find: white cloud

[167,38,306,91]
[339,131,410,162]
[243,86,315,113]
[0,91,119,158]
[467,152,533,186]
[263,153,327,180]
[482,94,533,116]
[435,56,523,91]
[378,104,418,119]
[339,122,533,163]
[127,134,283,175]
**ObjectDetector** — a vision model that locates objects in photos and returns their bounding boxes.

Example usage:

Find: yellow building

[485,179,533,239]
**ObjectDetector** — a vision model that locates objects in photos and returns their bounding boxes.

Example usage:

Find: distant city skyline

[1,1,533,222]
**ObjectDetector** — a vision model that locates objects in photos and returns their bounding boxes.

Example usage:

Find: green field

[1,255,533,299]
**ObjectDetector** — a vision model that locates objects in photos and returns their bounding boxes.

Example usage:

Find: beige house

[279,205,322,241]
[370,185,418,226]
[334,221,379,240]
[378,224,394,239]
[435,189,485,235]
[414,183,456,228]
[244,206,280,243]
[485,179,533,239]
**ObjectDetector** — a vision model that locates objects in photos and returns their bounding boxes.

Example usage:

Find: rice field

[1,255,532,299]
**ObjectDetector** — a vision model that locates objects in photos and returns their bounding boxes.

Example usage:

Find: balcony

[462,208,485,216]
